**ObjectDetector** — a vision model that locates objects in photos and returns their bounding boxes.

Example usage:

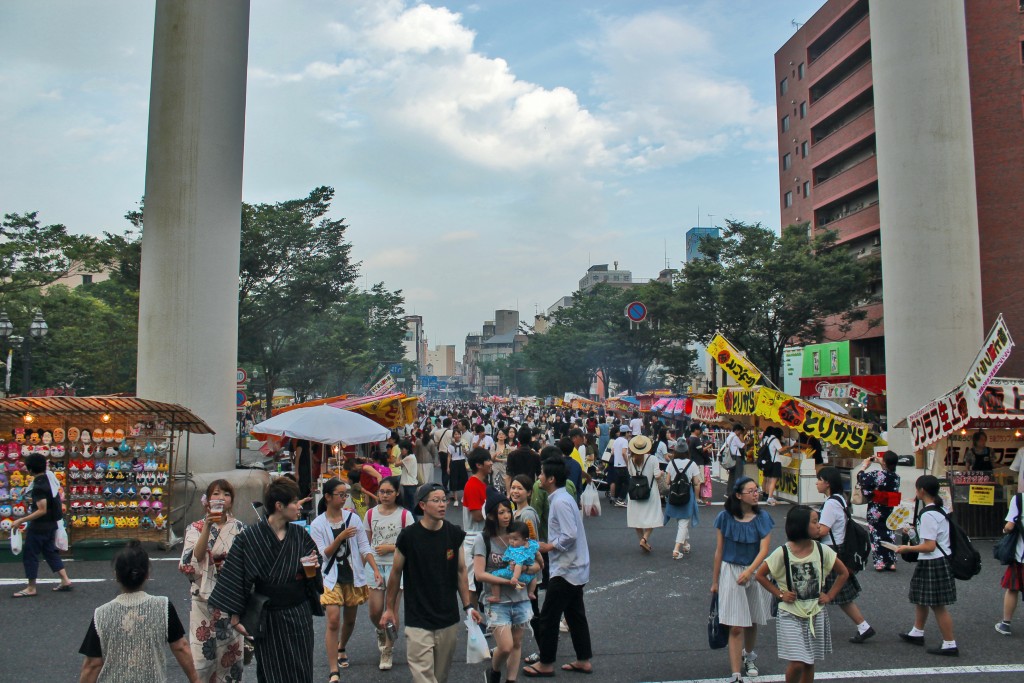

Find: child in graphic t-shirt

[489,523,540,601]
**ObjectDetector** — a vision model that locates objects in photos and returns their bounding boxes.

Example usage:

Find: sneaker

[849,626,876,643]
[376,628,387,652]
[613,499,627,508]
[742,656,758,677]
[995,621,1012,636]
[766,497,777,506]
[379,647,393,670]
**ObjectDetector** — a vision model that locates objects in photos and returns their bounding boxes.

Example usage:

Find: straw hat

[628,435,653,455]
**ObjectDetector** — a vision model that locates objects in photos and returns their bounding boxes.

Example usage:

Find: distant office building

[403,315,425,371]
[685,227,721,262]
[425,345,457,377]
[494,309,519,336]
[579,263,633,293]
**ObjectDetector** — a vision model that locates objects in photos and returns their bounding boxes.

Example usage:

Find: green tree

[673,220,876,386]
[0,212,105,297]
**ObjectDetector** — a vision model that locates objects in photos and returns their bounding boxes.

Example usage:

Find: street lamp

[0,309,47,396]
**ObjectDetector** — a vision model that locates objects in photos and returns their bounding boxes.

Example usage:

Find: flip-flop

[53,584,73,592]
[12,590,37,598]
[561,662,593,674]
[523,665,555,678]
[337,649,349,668]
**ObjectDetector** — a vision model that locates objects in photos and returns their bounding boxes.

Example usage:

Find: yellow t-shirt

[764,542,837,622]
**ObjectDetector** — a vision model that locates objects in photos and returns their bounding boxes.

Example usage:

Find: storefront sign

[946,432,1024,467]
[816,382,870,405]
[968,485,995,506]
[964,314,1014,403]
[690,398,721,424]
[975,378,1024,419]
[907,387,970,451]
[716,387,758,415]
[707,334,762,389]
[370,373,397,396]
[777,467,799,496]
[949,470,996,486]
[605,398,635,413]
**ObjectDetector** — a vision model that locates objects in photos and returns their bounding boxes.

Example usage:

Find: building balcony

[811,107,874,164]
[812,155,877,208]
[816,201,880,243]
[809,62,872,123]
[808,15,871,83]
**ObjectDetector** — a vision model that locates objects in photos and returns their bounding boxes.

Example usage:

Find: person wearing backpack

[814,467,876,644]
[995,492,1024,636]
[759,427,792,506]
[625,435,663,553]
[895,475,960,656]
[663,438,702,559]
[756,505,850,683]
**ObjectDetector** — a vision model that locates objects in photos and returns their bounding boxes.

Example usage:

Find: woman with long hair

[474,498,539,683]
[179,479,246,681]
[712,477,774,683]
[492,428,512,493]
[857,450,902,571]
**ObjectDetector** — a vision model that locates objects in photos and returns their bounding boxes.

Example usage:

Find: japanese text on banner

[756,387,873,453]
[964,314,1014,403]
[716,387,759,415]
[907,387,970,451]
[691,399,721,423]
[707,334,762,389]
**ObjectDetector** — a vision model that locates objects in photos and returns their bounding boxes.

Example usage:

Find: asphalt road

[3,478,1024,682]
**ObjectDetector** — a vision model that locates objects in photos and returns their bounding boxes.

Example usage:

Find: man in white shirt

[724,423,750,496]
[471,424,494,452]
[432,418,454,490]
[629,412,644,438]
[609,424,631,507]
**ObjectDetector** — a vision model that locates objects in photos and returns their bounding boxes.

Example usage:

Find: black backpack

[922,504,982,580]
[628,455,653,501]
[756,438,773,471]
[826,495,870,573]
[668,460,694,507]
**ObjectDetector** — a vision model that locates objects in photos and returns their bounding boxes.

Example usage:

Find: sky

[0,0,824,355]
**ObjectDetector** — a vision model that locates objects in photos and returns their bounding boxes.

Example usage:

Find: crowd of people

[0,400,1006,682]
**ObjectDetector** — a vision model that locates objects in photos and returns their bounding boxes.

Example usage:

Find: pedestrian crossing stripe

[646,663,1024,683]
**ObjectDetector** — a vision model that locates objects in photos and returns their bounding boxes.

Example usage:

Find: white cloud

[440,230,479,242]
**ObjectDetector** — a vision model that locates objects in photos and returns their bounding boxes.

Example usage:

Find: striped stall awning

[0,395,215,434]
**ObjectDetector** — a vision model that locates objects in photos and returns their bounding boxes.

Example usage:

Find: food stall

[0,395,212,556]
[716,386,885,506]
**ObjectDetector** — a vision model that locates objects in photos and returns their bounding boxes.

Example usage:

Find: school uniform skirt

[909,558,957,606]
[776,610,832,664]
[1001,562,1024,592]
[718,561,773,627]
[822,566,861,606]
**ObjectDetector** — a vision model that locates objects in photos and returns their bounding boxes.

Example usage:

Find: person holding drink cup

[179,479,246,682]
[311,478,381,682]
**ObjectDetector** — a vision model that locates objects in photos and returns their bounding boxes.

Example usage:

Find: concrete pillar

[869,0,983,455]
[137,0,250,472]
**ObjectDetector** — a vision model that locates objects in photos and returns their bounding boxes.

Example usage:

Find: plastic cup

[301,557,317,578]
[209,499,224,522]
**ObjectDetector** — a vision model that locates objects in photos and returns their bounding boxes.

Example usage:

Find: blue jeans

[23,529,64,581]
[486,600,533,627]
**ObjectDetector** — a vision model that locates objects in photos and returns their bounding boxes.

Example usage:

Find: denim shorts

[486,600,533,627]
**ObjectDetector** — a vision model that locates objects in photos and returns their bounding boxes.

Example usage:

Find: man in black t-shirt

[11,453,73,597]
[381,483,481,683]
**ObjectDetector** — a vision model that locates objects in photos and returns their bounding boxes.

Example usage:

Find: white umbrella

[807,397,849,415]
[251,404,391,445]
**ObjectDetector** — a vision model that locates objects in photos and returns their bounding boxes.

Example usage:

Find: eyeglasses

[741,489,761,496]
[328,492,349,500]
[378,489,396,495]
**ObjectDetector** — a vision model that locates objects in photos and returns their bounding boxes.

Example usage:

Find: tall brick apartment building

[775,0,1024,379]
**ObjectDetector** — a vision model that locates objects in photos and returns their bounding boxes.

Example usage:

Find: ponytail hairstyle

[114,539,150,591]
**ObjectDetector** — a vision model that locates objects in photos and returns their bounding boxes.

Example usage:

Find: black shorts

[765,462,782,479]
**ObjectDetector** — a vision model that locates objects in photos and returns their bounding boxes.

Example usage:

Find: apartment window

[81,274,93,286]
[801,141,809,158]
[803,181,810,197]
[798,62,805,79]
[780,77,788,95]
[799,101,807,119]
[782,153,792,170]
[781,115,790,132]
[784,191,793,208]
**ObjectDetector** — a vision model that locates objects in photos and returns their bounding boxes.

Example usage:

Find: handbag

[719,441,736,470]
[240,591,270,639]
[994,493,1023,565]
[850,461,874,505]
[707,594,729,649]
[627,455,653,501]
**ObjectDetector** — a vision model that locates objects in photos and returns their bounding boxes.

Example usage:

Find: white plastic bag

[11,527,23,556]
[581,484,601,518]
[465,614,490,664]
[55,520,69,552]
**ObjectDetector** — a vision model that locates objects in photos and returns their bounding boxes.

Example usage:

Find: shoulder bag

[994,493,1023,565]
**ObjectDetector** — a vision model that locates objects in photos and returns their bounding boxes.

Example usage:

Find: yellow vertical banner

[707,334,763,389]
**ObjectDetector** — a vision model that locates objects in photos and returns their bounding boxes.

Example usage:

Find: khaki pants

[406,623,459,683]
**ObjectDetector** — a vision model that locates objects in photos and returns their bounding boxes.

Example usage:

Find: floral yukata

[856,467,901,569]
[180,518,246,682]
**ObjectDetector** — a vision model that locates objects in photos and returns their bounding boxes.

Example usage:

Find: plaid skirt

[909,558,957,606]
[823,567,861,606]
[1001,562,1024,592]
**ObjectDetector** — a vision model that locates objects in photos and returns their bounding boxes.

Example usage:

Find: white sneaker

[379,647,393,671]
[742,657,759,677]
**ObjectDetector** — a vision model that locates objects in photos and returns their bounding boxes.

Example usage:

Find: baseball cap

[619,424,632,433]
[415,482,446,505]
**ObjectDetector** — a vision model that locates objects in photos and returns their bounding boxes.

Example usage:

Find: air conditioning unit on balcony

[854,357,871,375]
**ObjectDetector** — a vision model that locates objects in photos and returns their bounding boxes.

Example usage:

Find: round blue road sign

[625,301,648,322]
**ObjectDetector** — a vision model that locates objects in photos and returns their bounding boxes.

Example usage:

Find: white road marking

[645,664,1024,683]
[588,570,658,594]
[0,577,106,585]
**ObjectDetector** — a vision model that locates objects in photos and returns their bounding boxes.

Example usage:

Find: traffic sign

[625,301,648,323]
[236,367,248,385]
[389,363,404,375]
[236,390,247,411]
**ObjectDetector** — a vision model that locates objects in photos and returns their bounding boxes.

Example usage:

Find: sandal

[337,649,349,668]
[328,674,341,683]
[639,538,651,553]
[12,589,37,598]
[672,550,683,560]
[523,664,555,678]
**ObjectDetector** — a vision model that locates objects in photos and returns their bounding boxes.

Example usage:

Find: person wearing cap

[664,438,702,559]
[624,435,663,552]
[609,424,631,507]
[381,483,481,683]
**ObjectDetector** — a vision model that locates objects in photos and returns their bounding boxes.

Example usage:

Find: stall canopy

[270,392,418,430]
[0,395,214,434]
[898,378,1024,451]
[251,404,391,445]
[716,386,884,454]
